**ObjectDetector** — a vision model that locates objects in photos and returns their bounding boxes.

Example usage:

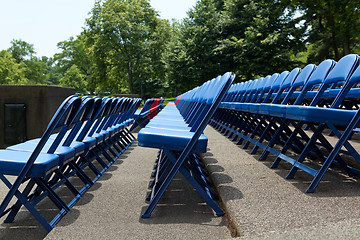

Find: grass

[138,97,176,108]
[162,97,176,106]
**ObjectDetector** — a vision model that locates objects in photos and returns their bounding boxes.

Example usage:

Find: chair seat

[109,123,125,134]
[82,136,97,150]
[92,132,106,144]
[145,122,192,131]
[303,91,318,100]
[241,103,254,112]
[19,138,85,156]
[0,150,59,177]
[70,141,85,156]
[269,104,287,118]
[222,102,240,109]
[258,104,272,115]
[344,88,360,99]
[247,103,260,114]
[7,142,75,166]
[134,109,142,116]
[150,116,185,122]
[219,102,243,111]
[231,103,245,111]
[286,106,355,125]
[100,130,111,140]
[125,119,134,125]
[138,128,208,153]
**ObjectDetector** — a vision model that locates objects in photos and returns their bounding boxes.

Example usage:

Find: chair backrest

[332,62,360,108]
[293,59,335,105]
[140,99,154,114]
[129,98,143,118]
[62,96,96,146]
[118,98,138,124]
[103,97,125,130]
[87,97,112,137]
[223,83,237,102]
[252,75,271,102]
[271,67,301,104]
[240,80,254,102]
[0,95,84,221]
[188,73,235,132]
[184,72,235,153]
[46,96,83,154]
[94,98,117,134]
[246,77,264,102]
[235,81,251,102]
[232,83,243,102]
[263,71,289,103]
[310,54,359,106]
[280,64,316,104]
[255,73,279,103]
[76,97,104,142]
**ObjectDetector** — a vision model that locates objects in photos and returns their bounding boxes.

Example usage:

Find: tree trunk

[326,1,339,59]
[127,62,134,94]
[331,29,339,60]
[343,29,351,55]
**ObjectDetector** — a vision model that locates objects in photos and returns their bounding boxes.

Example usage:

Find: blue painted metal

[0,94,141,231]
[211,53,360,193]
[139,72,234,218]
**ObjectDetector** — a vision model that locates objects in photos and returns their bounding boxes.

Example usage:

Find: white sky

[0,0,197,58]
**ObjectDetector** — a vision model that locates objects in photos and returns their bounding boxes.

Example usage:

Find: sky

[0,0,197,58]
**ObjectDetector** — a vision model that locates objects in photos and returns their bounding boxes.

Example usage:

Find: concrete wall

[0,85,76,148]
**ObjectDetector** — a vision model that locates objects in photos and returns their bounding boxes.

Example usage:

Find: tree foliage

[1,0,359,96]
[216,0,304,80]
[59,64,87,93]
[0,50,28,84]
[54,36,93,92]
[83,0,169,96]
[7,39,49,84]
[286,0,360,62]
[166,0,224,93]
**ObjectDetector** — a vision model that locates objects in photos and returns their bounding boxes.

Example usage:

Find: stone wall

[0,85,76,148]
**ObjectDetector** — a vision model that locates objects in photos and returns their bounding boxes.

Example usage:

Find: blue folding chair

[279,54,360,192]
[0,95,85,232]
[138,72,234,218]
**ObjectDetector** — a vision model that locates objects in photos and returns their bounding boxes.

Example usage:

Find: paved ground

[0,131,230,240]
[204,126,360,239]
[1,126,360,239]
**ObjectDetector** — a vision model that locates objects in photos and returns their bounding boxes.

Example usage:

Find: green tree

[217,0,304,81]
[83,0,169,95]
[24,56,48,84]
[286,0,360,62]
[7,39,49,84]
[166,0,224,93]
[55,35,93,92]
[59,64,87,93]
[0,50,28,84]
[41,56,63,85]
[7,39,35,63]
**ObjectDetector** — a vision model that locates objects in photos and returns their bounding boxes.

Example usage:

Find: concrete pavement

[1,126,360,239]
[203,126,360,239]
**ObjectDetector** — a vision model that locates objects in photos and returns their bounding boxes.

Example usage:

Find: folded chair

[75,97,135,183]
[138,72,234,218]
[0,95,85,232]
[257,59,335,161]
[277,54,360,192]
[221,54,359,193]
[130,98,162,131]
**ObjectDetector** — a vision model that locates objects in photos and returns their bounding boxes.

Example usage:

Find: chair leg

[142,149,224,218]
[4,179,36,223]
[286,123,326,179]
